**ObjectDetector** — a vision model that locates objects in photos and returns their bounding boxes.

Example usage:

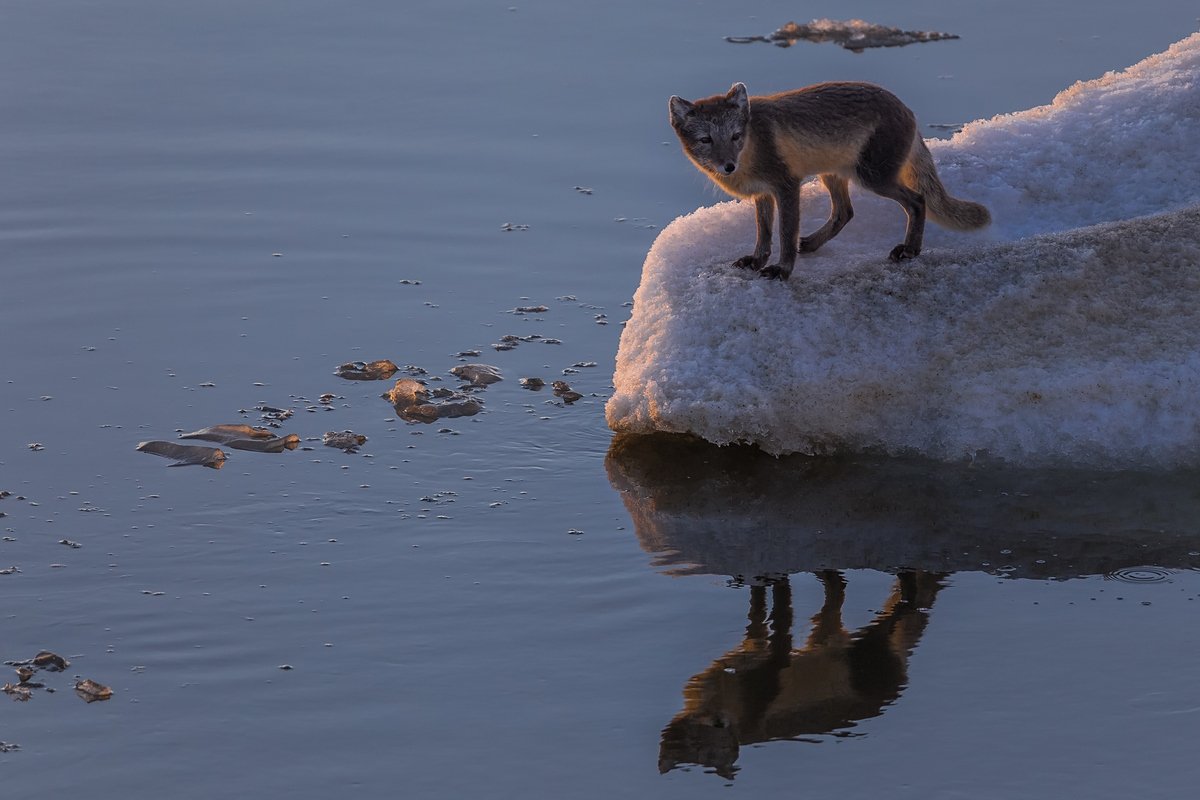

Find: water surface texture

[3,1,1200,797]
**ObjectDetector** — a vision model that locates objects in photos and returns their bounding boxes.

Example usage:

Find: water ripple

[1105,566,1174,584]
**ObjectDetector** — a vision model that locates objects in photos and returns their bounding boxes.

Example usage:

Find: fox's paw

[758,264,790,281]
[888,244,920,262]
[732,255,763,270]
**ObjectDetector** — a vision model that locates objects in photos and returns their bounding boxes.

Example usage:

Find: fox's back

[750,82,917,177]
[753,82,913,129]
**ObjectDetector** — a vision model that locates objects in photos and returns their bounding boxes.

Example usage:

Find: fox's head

[669,83,750,178]
[659,709,740,780]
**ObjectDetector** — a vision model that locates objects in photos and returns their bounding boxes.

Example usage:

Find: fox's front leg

[733,194,775,270]
[760,184,800,280]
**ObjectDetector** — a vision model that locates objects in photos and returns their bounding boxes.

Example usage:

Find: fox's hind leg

[870,181,925,262]
[799,174,853,253]
[856,120,926,261]
[806,570,848,647]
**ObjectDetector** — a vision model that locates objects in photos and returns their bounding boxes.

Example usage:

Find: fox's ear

[669,95,694,126]
[727,83,749,114]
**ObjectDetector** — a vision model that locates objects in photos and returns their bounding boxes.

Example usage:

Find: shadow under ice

[606,433,1200,581]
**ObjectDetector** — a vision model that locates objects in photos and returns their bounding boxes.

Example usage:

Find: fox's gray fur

[669,82,990,279]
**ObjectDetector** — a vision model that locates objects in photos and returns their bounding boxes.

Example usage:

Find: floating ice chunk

[334,359,400,380]
[727,18,960,52]
[136,441,227,468]
[180,424,299,452]
[386,378,430,408]
[323,431,367,452]
[608,34,1200,469]
[450,363,503,386]
[385,377,484,422]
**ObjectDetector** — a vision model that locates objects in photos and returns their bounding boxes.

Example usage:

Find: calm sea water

[3,1,1200,796]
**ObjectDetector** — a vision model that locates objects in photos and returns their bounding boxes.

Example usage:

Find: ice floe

[726,18,960,52]
[608,34,1200,469]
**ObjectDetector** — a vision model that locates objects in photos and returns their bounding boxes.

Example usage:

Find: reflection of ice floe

[726,19,959,52]
[605,434,1200,580]
[608,35,1200,468]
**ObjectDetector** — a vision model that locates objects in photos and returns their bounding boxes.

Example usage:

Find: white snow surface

[608,34,1200,468]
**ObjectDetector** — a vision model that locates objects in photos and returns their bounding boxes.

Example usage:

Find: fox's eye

[700,136,713,144]
[731,132,741,141]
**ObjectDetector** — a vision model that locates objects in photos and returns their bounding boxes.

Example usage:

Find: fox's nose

[723,162,736,174]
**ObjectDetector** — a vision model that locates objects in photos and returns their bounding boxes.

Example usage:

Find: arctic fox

[669,82,990,278]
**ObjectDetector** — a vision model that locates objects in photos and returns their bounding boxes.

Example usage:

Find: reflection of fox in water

[659,570,944,779]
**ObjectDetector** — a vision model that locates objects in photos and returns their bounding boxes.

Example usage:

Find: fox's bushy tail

[906,139,991,230]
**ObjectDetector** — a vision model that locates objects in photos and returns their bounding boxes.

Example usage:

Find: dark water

[3,1,1200,796]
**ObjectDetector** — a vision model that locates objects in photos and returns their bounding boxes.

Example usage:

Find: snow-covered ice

[607,34,1200,469]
